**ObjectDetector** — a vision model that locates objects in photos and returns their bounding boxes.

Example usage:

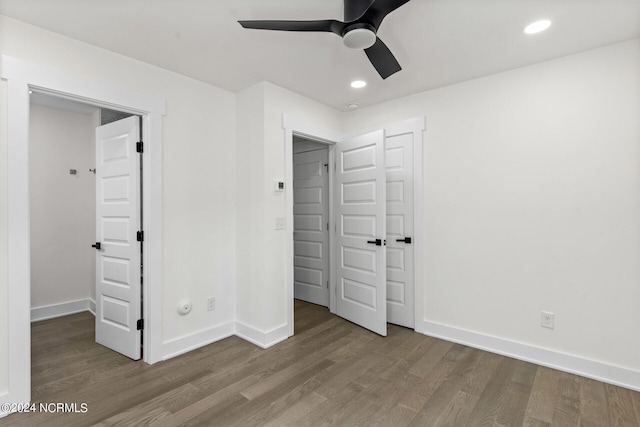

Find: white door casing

[385,133,415,328]
[335,130,387,336]
[293,147,330,307]
[95,116,142,360]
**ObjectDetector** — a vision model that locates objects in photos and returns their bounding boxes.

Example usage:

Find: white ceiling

[1,0,639,111]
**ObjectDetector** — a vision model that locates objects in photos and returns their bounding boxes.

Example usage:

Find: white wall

[235,81,342,345]
[29,104,97,312]
[0,15,237,395]
[235,83,266,336]
[344,38,640,376]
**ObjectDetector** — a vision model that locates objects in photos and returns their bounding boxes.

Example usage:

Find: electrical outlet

[207,297,216,311]
[541,311,554,329]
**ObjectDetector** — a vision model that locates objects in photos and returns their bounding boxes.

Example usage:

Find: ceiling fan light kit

[238,0,411,79]
[343,27,377,49]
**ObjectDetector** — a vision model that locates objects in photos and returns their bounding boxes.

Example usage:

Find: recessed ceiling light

[524,19,551,34]
[350,80,367,89]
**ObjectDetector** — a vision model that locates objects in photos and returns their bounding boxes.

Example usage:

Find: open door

[94,116,142,360]
[335,130,387,336]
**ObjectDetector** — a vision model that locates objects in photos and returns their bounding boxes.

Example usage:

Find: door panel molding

[293,147,330,307]
[95,116,141,360]
[335,130,387,336]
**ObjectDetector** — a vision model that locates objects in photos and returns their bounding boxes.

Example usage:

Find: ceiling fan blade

[238,20,346,36]
[364,37,401,79]
[360,0,411,29]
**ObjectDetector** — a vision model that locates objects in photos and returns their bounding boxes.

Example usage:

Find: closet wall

[29,103,99,315]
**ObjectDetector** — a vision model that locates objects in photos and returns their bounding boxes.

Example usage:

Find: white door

[385,133,414,328]
[293,147,330,307]
[95,116,142,360]
[335,130,387,336]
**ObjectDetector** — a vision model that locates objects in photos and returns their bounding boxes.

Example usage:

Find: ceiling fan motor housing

[342,23,377,49]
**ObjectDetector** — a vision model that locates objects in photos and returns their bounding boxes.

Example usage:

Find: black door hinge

[137,231,144,242]
[136,141,143,153]
[137,319,144,330]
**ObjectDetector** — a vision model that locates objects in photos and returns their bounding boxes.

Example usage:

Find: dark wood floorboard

[1,299,639,426]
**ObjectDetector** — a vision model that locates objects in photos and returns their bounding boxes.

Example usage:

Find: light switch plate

[275,217,285,230]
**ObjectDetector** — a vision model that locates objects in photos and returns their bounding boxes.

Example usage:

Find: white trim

[4,75,31,406]
[419,319,640,392]
[142,108,164,365]
[1,55,166,407]
[162,322,236,360]
[235,321,289,349]
[31,298,96,322]
[1,56,165,114]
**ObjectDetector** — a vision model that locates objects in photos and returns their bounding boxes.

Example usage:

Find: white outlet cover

[541,311,554,329]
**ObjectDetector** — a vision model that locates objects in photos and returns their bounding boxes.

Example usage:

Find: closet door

[335,130,387,336]
[293,147,330,307]
[385,132,414,328]
[95,116,141,360]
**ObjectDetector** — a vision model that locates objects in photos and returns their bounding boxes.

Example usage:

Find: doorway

[285,116,426,337]
[3,55,165,405]
[29,94,144,361]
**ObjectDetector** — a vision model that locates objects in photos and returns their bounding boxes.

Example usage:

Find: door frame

[1,55,166,406]
[283,115,425,336]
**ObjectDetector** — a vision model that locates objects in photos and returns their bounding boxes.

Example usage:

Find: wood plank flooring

[2,300,640,426]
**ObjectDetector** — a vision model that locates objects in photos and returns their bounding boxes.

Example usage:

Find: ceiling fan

[238,0,410,79]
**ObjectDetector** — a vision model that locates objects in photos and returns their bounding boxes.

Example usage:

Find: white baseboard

[418,319,640,392]
[235,321,289,349]
[162,321,236,360]
[161,320,288,361]
[31,298,96,322]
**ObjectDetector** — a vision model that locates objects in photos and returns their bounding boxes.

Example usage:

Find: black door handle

[91,242,102,250]
[395,237,412,244]
[367,239,382,246]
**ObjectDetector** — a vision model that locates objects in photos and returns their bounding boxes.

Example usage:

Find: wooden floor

[2,301,640,426]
